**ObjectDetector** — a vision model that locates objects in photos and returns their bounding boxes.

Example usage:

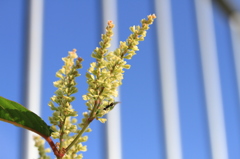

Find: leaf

[0,96,52,137]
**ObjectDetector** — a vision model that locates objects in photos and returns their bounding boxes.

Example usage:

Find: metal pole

[230,14,240,109]
[22,0,44,158]
[195,0,228,158]
[102,1,122,159]
[154,1,182,159]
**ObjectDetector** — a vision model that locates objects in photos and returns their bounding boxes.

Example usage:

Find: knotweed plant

[0,14,156,159]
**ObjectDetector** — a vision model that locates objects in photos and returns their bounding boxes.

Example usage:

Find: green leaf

[0,96,52,137]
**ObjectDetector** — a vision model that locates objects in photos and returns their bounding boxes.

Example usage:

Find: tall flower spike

[49,49,82,126]
[83,14,157,123]
[83,20,115,112]
[47,49,88,158]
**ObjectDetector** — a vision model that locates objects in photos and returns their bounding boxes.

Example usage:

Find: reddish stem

[43,136,65,158]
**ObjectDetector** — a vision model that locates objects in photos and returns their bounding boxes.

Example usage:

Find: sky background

[1,1,240,159]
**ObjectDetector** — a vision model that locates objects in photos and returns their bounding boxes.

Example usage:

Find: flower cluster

[83,14,157,123]
[48,49,88,159]
[33,14,156,159]
[49,49,82,121]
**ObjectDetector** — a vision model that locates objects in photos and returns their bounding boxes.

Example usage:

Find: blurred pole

[214,1,240,148]
[214,0,240,109]
[154,1,183,159]
[195,0,228,159]
[22,0,44,159]
[230,15,240,107]
[102,1,122,159]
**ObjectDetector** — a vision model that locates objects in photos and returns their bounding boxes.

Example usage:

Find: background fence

[1,0,240,159]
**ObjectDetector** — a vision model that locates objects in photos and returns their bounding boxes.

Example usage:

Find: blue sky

[1,1,240,159]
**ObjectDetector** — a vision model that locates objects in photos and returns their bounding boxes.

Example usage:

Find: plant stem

[43,136,64,158]
[65,98,100,152]
[65,118,92,152]
[59,117,66,151]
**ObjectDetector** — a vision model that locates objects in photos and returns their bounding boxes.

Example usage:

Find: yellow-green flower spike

[83,14,156,122]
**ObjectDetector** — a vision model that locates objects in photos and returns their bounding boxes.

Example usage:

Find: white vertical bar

[102,1,122,159]
[154,1,182,159]
[229,13,240,105]
[23,0,44,159]
[195,0,228,159]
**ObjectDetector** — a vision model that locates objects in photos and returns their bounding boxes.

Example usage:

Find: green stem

[65,98,100,153]
[59,117,67,151]
[65,118,92,152]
